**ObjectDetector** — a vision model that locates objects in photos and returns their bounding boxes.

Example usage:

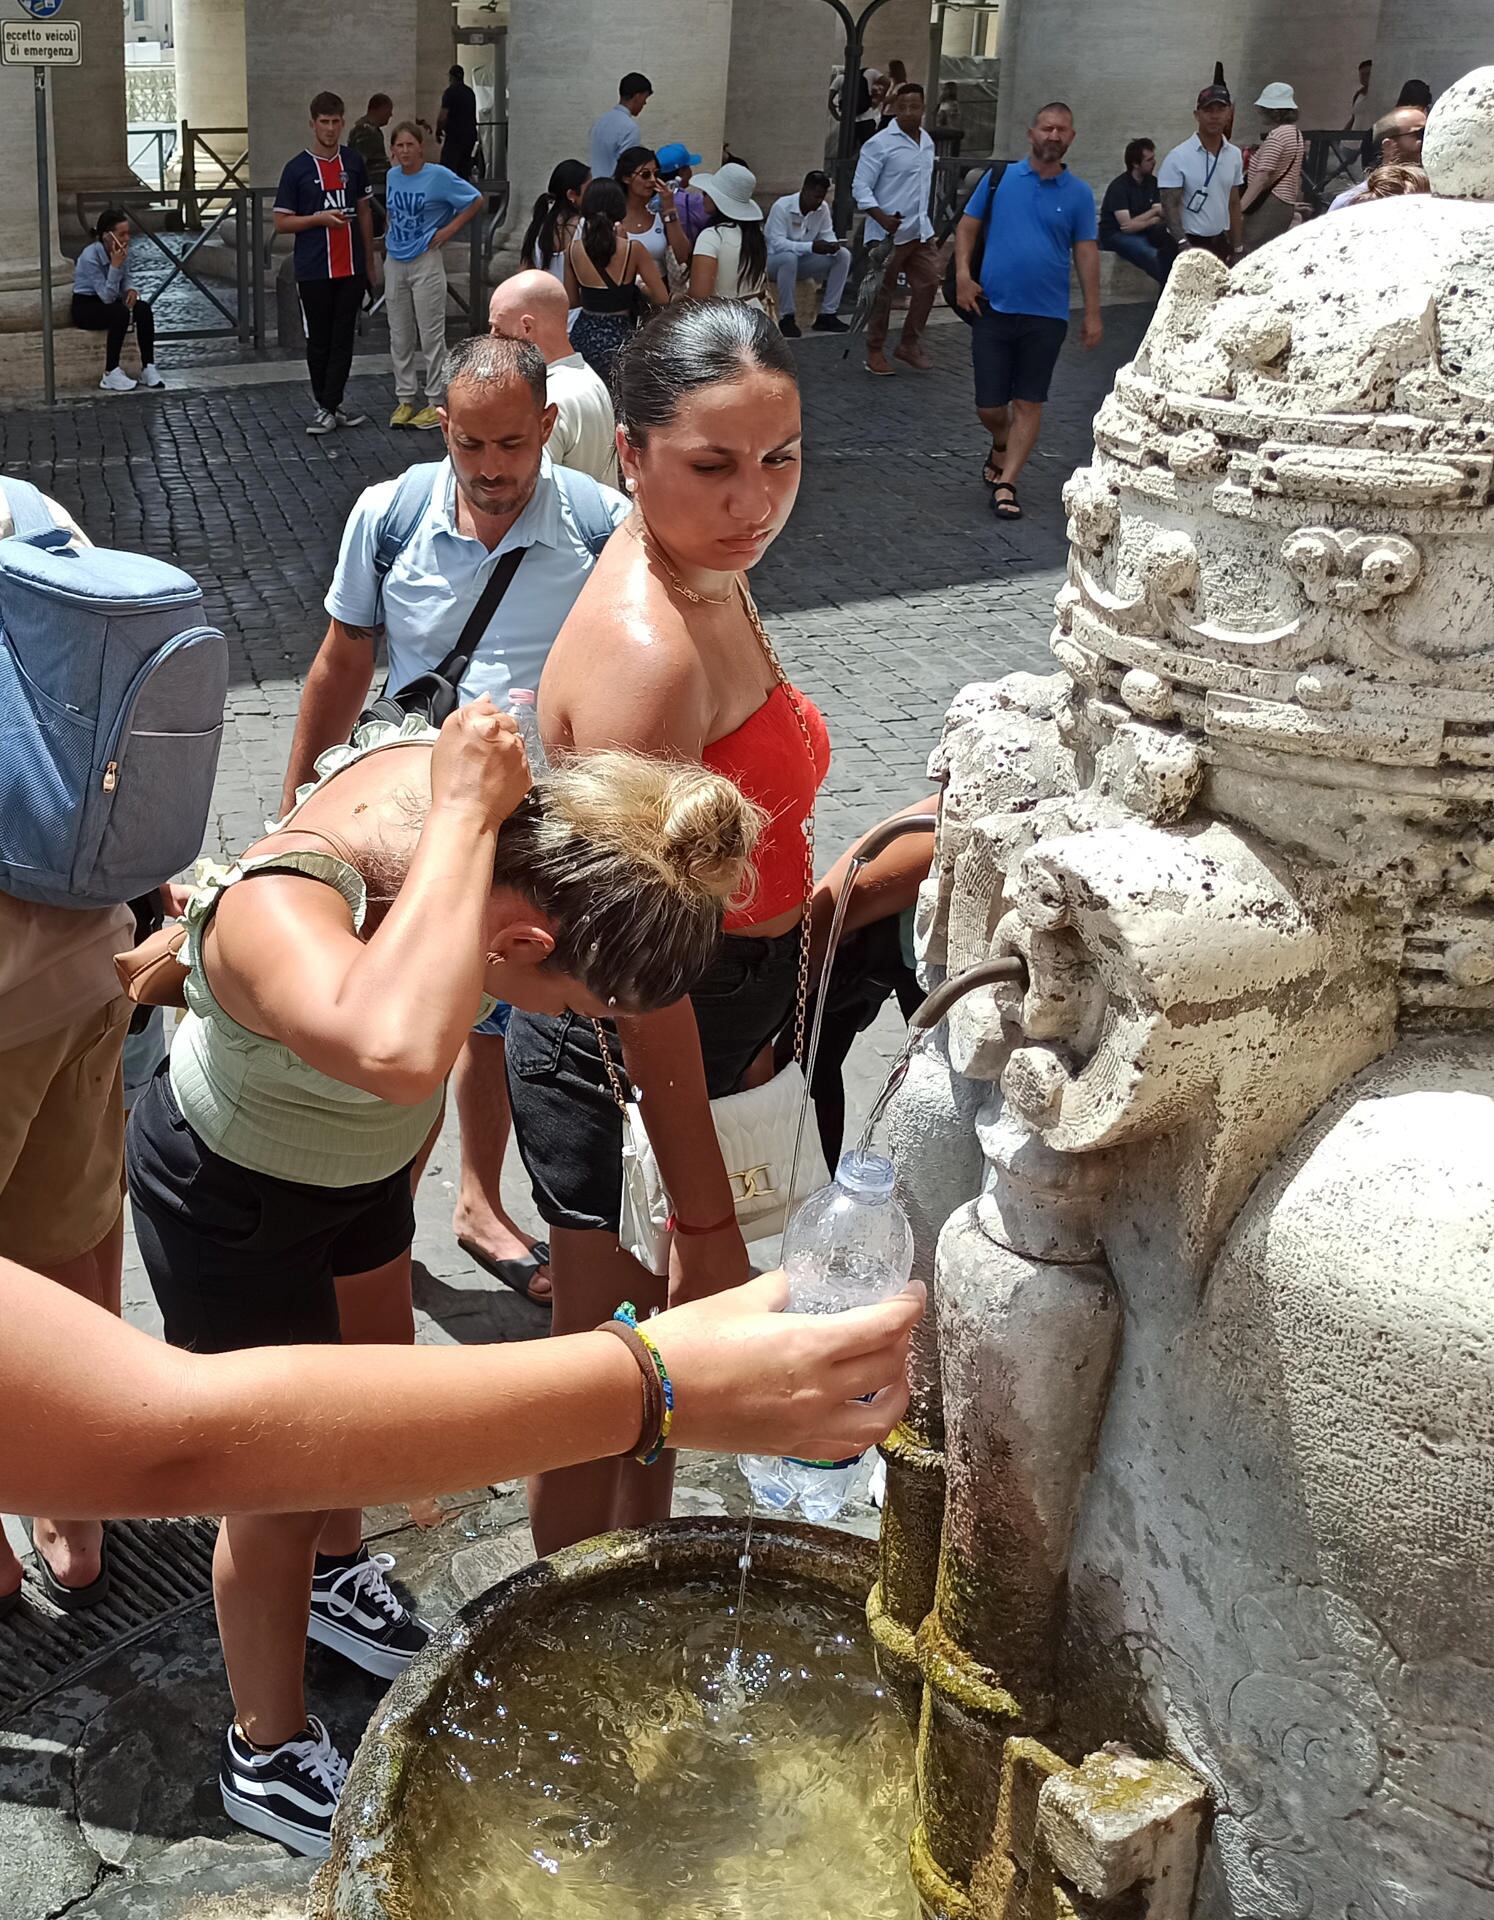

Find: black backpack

[941,160,1007,320]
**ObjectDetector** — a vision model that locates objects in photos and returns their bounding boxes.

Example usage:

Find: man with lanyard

[280,335,629,1307]
[1159,84,1244,264]
[274,91,380,437]
[853,81,940,378]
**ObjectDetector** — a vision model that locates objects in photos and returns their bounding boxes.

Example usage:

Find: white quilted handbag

[613,1058,829,1276]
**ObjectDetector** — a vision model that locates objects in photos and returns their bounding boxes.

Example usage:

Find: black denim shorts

[126,1066,416,1353]
[971,307,1069,408]
[505,928,802,1235]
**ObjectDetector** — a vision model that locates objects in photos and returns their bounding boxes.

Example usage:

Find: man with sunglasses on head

[1329,104,1428,210]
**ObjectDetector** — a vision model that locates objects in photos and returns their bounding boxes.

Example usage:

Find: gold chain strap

[592,582,819,1113]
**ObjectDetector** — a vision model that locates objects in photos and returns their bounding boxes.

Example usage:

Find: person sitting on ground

[72,208,163,395]
[1363,160,1431,198]
[125,699,770,1856]
[519,157,591,284]
[1330,103,1428,209]
[1099,138,1176,287]
[764,170,851,336]
[489,270,618,485]
[689,162,769,307]
[1239,83,1305,250]
[565,177,669,386]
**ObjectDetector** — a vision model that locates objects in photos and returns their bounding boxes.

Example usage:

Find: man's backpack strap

[557,467,623,559]
[372,462,443,617]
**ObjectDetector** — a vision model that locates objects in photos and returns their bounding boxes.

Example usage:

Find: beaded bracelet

[615,1301,675,1465]
[598,1302,676,1465]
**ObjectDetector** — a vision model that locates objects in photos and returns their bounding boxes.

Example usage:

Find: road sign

[17,1,66,18]
[2,20,80,61]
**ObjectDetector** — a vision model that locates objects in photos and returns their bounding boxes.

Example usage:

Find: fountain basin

[311,1516,913,1920]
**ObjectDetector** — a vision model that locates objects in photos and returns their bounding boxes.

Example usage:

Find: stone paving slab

[0,302,1153,1916]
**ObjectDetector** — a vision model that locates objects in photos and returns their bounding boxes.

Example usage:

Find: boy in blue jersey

[953,102,1101,521]
[273,91,380,437]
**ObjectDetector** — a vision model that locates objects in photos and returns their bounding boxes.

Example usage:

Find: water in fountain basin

[404,1574,915,1918]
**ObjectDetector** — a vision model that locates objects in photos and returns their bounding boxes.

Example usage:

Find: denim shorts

[505,928,802,1234]
[971,307,1069,408]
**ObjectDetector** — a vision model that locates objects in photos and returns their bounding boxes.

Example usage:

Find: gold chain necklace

[629,518,737,605]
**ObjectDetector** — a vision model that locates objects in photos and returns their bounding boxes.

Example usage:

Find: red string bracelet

[666,1209,738,1237]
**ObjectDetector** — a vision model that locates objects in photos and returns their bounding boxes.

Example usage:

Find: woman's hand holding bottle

[429,696,532,833]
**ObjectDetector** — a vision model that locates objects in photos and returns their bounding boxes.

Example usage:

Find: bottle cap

[508,688,535,705]
[835,1150,895,1196]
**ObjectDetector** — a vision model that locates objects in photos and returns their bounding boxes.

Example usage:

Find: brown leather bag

[114,921,190,1008]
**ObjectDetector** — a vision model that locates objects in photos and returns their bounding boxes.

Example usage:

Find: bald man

[1329,105,1427,209]
[488,270,618,484]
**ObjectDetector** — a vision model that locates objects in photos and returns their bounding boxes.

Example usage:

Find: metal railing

[458,178,512,331]
[178,124,250,230]
[75,188,265,346]
[127,126,176,195]
[1300,128,1365,214]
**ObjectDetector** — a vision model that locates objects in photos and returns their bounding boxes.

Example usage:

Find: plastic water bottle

[739,1150,914,1522]
[505,687,547,773]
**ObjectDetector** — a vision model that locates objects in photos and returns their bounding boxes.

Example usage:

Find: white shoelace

[286,1718,349,1797]
[320,1551,405,1625]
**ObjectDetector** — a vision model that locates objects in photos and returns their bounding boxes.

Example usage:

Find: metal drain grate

[0,1517,218,1722]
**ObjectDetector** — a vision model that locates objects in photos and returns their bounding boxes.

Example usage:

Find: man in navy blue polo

[954,102,1100,521]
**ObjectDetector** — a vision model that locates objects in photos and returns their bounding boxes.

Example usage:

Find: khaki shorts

[0,997,129,1268]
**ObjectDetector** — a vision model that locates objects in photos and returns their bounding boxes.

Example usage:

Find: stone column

[725,0,838,201]
[174,0,248,143]
[994,0,1367,196]
[1373,7,1487,114]
[52,0,131,199]
[244,0,419,186]
[506,0,733,232]
[416,0,456,129]
[862,0,932,93]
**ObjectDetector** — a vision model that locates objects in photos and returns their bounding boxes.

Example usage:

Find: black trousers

[72,293,154,372]
[297,274,364,411]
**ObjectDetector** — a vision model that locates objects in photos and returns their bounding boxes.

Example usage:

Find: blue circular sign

[18,1,66,16]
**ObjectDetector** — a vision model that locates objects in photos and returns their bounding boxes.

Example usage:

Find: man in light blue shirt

[281,333,629,1303]
[852,83,940,377]
[588,72,652,181]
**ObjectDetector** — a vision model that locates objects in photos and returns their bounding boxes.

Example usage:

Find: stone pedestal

[52,0,131,202]
[506,0,734,232]
[0,61,72,349]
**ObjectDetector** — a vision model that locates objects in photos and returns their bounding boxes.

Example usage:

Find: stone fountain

[877,66,1494,1920]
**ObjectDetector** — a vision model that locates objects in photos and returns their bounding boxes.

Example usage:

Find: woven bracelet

[598,1311,674,1465]
[611,1301,676,1465]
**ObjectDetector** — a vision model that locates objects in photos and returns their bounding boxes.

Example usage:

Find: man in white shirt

[489,271,618,484]
[852,81,940,376]
[588,72,652,182]
[1158,84,1245,263]
[764,170,852,337]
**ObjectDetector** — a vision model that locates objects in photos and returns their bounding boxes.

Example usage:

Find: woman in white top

[689,162,768,307]
[519,157,591,284]
[616,144,691,272]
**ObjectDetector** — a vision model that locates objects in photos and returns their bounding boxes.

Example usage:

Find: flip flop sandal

[992,482,1023,521]
[29,1528,111,1613]
[457,1237,554,1307]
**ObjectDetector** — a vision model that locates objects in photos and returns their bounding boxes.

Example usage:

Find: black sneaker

[307,1547,429,1679]
[220,1715,348,1858]
[779,315,802,338]
[813,313,850,333]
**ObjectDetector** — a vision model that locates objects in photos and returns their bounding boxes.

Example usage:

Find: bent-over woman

[125,701,762,1856]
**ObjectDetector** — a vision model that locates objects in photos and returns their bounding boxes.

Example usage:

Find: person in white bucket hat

[689,162,770,306]
[1240,81,1305,249]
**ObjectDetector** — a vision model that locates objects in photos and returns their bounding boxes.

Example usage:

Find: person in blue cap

[655,139,711,251]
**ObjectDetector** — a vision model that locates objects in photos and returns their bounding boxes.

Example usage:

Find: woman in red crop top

[511,299,830,1554]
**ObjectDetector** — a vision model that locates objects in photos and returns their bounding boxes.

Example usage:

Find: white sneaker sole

[306,1611,424,1679]
[220,1781,331,1859]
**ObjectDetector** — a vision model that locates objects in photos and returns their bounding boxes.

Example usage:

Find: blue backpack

[0,477,229,910]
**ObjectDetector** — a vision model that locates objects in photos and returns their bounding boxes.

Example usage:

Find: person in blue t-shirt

[953,102,1101,522]
[382,123,484,430]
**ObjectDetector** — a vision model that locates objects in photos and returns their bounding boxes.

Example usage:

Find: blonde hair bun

[541,750,764,907]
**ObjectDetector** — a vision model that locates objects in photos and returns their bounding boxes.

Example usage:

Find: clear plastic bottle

[739,1149,914,1521]
[505,687,547,773]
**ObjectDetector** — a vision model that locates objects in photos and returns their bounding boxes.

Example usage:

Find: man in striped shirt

[274,91,381,437]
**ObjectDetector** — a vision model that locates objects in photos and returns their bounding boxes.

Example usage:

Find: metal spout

[909,956,1028,1032]
[850,812,937,864]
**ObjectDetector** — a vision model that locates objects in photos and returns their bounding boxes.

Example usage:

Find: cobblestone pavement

[0,302,1152,1918]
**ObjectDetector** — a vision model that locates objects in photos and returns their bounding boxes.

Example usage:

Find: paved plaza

[0,302,1152,1918]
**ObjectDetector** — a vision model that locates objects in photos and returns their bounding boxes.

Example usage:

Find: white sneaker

[305,407,337,436]
[99,367,137,394]
[139,363,166,389]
